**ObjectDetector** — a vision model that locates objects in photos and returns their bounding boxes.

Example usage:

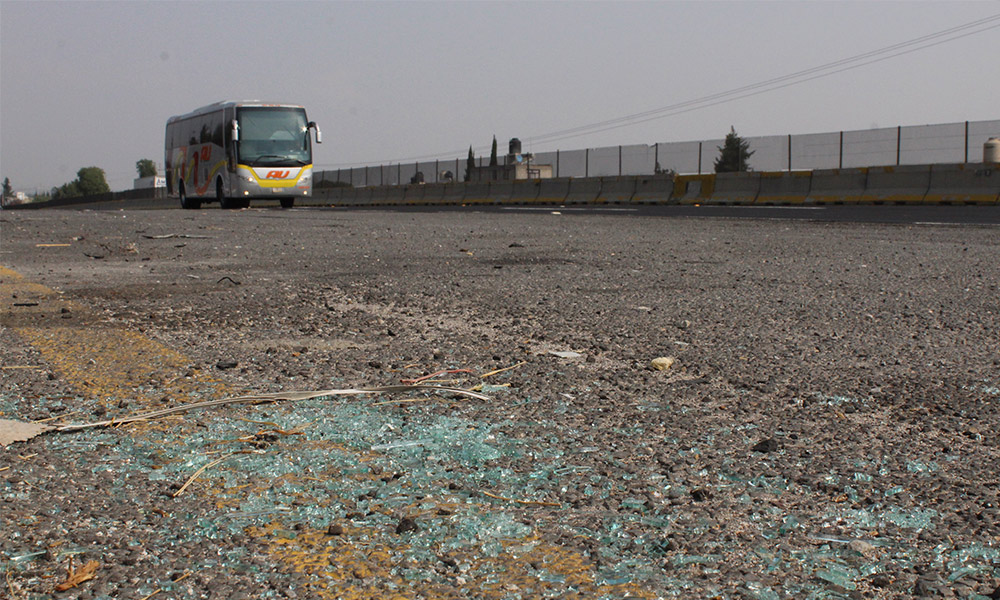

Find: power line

[525,12,1000,146]
[321,12,1000,168]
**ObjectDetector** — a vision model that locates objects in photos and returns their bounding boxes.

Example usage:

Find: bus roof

[167,101,306,124]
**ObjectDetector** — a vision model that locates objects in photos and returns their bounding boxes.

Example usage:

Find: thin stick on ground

[173,451,249,498]
[400,369,475,384]
[481,490,561,507]
[480,361,526,379]
[53,385,490,433]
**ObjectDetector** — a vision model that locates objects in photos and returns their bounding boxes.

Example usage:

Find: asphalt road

[2,207,999,599]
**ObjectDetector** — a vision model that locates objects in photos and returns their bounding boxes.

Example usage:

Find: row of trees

[2,159,158,204]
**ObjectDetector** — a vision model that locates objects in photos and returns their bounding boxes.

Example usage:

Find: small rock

[913,579,936,597]
[848,540,876,556]
[752,438,780,453]
[327,524,344,536]
[690,488,711,502]
[650,356,676,371]
[215,360,238,370]
[395,516,419,534]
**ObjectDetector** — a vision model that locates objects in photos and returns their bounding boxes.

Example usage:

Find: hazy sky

[2,1,998,192]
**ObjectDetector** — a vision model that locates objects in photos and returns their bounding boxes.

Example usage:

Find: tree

[714,126,754,173]
[464,146,475,182]
[52,167,110,199]
[489,136,498,167]
[76,167,110,196]
[136,159,157,178]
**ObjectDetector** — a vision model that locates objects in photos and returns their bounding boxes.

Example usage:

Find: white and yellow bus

[165,101,321,209]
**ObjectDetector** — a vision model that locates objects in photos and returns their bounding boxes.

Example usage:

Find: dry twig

[400,369,474,384]
[479,361,526,379]
[481,490,560,507]
[173,451,250,498]
[53,385,489,433]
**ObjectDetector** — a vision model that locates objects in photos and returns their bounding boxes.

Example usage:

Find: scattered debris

[0,385,491,446]
[548,351,583,359]
[142,234,211,239]
[216,360,239,370]
[0,419,54,447]
[216,276,241,285]
[54,558,100,592]
[650,356,676,371]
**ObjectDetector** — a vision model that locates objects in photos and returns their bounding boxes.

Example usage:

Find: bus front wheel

[219,180,238,209]
[179,182,201,210]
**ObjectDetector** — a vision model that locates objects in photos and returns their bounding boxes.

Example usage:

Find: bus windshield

[237,107,311,166]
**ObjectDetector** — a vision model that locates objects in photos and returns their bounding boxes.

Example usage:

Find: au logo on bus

[265,170,291,179]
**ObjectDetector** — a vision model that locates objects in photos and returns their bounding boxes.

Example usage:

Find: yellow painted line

[1,266,226,406]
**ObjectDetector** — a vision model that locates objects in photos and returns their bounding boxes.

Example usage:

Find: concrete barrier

[352,186,375,206]
[632,176,675,204]
[596,177,637,204]
[401,184,422,205]
[441,183,466,205]
[369,186,390,205]
[536,178,570,204]
[463,182,492,204]
[806,168,868,204]
[378,185,406,205]
[489,181,516,204]
[674,175,714,205]
[333,186,358,205]
[861,165,932,204]
[709,172,760,204]
[564,178,602,204]
[756,171,812,205]
[510,180,541,204]
[420,183,447,205]
[313,186,346,205]
[925,163,1000,204]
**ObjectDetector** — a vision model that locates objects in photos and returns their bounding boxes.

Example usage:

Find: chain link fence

[318,119,1000,186]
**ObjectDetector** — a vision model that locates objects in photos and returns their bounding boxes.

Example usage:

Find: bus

[165,101,321,209]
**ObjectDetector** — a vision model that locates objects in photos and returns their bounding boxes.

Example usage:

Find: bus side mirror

[309,121,322,144]
[231,120,239,142]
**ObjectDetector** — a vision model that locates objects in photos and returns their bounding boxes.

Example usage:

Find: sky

[1,0,998,193]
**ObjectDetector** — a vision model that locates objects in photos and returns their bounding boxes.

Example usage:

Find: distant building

[467,138,554,182]
[134,176,166,189]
